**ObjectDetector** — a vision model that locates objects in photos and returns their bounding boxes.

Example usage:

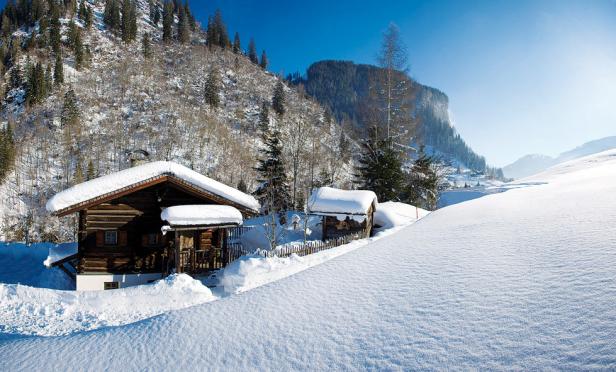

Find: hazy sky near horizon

[189,0,616,166]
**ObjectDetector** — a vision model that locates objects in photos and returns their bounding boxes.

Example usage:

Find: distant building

[307,187,378,240]
[46,161,259,291]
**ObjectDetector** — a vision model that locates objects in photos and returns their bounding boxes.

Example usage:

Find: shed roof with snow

[307,187,378,216]
[161,205,243,229]
[46,161,260,216]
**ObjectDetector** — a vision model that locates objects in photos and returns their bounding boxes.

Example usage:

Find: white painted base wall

[76,273,163,291]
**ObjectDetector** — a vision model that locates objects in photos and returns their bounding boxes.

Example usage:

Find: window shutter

[119,231,128,247]
[96,231,104,247]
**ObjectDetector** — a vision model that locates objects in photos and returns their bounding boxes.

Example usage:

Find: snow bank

[46,161,260,214]
[374,201,430,229]
[220,244,364,295]
[307,187,377,215]
[161,205,243,227]
[220,225,410,295]
[0,274,215,336]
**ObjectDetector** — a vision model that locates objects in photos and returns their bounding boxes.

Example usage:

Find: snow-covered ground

[1,150,616,369]
[0,204,425,337]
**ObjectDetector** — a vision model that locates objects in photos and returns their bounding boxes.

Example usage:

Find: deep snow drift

[2,150,616,370]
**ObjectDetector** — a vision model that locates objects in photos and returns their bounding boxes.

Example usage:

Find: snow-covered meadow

[1,150,615,370]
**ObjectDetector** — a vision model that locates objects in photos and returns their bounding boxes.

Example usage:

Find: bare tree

[375,22,416,151]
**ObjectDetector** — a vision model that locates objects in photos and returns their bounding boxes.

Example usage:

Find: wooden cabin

[46,161,259,291]
[307,187,378,240]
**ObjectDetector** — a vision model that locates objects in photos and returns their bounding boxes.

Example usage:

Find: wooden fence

[225,232,364,262]
[227,226,256,243]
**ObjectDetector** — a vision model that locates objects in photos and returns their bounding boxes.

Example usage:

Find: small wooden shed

[45,161,259,291]
[307,187,378,240]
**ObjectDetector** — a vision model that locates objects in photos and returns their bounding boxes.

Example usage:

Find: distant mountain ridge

[504,136,616,179]
[293,60,495,173]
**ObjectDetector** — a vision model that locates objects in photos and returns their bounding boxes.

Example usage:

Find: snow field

[0,150,614,370]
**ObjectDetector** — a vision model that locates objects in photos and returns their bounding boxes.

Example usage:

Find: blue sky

[190,0,616,166]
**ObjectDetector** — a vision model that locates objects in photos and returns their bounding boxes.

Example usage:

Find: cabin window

[104,230,118,246]
[104,281,119,290]
[147,233,158,246]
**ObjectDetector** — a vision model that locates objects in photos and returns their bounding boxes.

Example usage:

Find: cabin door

[176,232,195,273]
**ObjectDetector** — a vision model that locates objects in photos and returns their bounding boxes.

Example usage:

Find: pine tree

[10,62,21,89]
[86,159,96,180]
[206,16,216,48]
[162,0,174,42]
[73,28,84,70]
[148,0,157,25]
[260,50,268,69]
[49,4,61,55]
[177,4,190,43]
[0,123,15,184]
[213,10,229,48]
[122,0,137,43]
[73,160,84,184]
[84,5,93,29]
[67,19,78,47]
[104,0,120,31]
[61,88,80,130]
[142,32,152,59]
[404,145,439,210]
[254,127,291,215]
[44,63,52,93]
[184,0,196,30]
[258,100,269,133]
[272,79,285,116]
[129,0,138,40]
[232,32,241,54]
[203,66,220,107]
[78,0,87,22]
[237,179,247,193]
[54,51,64,86]
[247,38,258,64]
[25,61,47,106]
[355,129,404,202]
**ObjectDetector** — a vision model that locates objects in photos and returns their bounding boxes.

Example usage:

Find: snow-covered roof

[307,187,378,215]
[161,205,243,227]
[46,161,260,215]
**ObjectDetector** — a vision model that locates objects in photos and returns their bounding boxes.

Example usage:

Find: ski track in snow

[1,151,616,370]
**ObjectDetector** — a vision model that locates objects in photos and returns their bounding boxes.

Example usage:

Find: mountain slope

[295,60,491,172]
[2,150,615,370]
[502,154,556,179]
[0,1,354,241]
[504,136,616,179]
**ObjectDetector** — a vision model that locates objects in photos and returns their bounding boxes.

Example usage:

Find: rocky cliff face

[299,60,490,172]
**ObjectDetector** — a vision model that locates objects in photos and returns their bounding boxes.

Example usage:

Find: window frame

[104,230,118,246]
[104,281,119,290]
